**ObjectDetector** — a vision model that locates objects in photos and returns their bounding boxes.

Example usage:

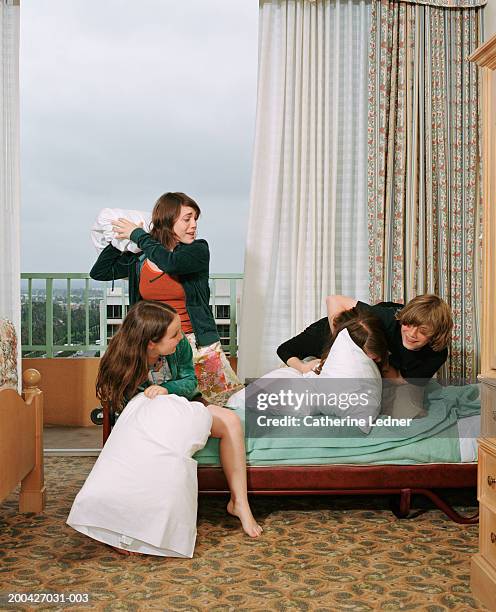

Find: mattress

[194,381,481,467]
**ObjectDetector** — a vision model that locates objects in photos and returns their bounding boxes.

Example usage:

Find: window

[216,305,230,319]
[107,323,121,338]
[216,324,234,354]
[107,304,123,319]
[216,324,230,338]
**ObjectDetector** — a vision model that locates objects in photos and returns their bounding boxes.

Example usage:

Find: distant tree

[21,302,100,348]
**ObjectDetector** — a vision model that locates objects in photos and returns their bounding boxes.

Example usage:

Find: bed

[0,319,45,513]
[103,377,479,524]
[193,380,480,524]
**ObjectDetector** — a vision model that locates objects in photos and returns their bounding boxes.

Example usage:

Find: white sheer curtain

[238,0,371,380]
[0,1,21,367]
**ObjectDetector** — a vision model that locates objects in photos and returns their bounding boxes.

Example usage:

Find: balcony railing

[21,273,243,358]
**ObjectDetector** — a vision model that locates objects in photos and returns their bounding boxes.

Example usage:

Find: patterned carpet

[0,458,487,611]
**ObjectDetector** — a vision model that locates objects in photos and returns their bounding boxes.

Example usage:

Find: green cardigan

[90,229,220,347]
[137,335,199,400]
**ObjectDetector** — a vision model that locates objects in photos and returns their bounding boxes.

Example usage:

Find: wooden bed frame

[102,404,478,524]
[0,369,45,513]
[197,464,478,524]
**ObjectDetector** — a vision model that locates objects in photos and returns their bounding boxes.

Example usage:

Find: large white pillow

[225,366,302,411]
[227,340,381,434]
[91,208,152,254]
[302,328,382,433]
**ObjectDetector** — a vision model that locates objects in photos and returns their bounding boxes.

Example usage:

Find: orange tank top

[139,260,193,334]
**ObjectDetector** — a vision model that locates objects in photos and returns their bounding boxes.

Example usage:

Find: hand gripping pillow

[91,208,152,253]
[302,328,382,433]
[67,394,213,557]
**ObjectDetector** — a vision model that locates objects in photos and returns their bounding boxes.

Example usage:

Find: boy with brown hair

[277,294,453,383]
[328,294,453,382]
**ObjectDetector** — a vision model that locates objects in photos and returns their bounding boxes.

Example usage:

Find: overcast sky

[20,0,258,273]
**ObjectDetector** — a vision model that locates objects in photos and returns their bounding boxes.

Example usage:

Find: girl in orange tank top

[110,192,242,405]
[139,259,193,334]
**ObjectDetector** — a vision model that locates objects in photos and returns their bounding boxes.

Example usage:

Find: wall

[23,356,238,427]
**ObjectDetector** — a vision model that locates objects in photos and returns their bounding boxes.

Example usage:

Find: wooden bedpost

[19,369,46,513]
[102,400,112,445]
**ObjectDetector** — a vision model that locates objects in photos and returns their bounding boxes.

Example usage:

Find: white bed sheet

[457,414,480,463]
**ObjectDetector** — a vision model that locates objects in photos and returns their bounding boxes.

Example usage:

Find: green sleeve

[163,336,199,400]
[90,244,136,281]
[129,228,209,275]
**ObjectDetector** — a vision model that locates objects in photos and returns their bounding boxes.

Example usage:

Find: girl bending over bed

[313,307,389,375]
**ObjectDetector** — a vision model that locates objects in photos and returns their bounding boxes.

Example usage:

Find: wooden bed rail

[0,369,46,513]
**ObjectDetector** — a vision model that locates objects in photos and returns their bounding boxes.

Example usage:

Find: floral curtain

[308,0,486,7]
[390,0,486,6]
[367,0,483,381]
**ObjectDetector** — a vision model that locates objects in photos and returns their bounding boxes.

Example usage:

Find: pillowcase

[226,338,382,435]
[380,382,427,419]
[225,366,302,411]
[190,340,244,406]
[91,208,152,254]
[225,387,245,411]
[303,328,382,433]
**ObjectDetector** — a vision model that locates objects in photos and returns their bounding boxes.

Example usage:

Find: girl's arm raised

[129,228,209,275]
[90,244,135,281]
[326,295,358,331]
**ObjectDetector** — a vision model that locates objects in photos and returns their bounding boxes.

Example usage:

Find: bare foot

[227,498,263,538]
[110,545,140,556]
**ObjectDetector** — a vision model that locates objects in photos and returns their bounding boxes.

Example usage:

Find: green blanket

[194,381,481,466]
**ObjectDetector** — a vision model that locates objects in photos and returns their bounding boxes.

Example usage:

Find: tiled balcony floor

[44,424,102,455]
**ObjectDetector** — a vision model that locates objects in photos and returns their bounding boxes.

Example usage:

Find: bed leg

[19,370,46,513]
[390,488,418,519]
[416,489,479,524]
[103,401,112,445]
[390,488,479,524]
[399,488,411,517]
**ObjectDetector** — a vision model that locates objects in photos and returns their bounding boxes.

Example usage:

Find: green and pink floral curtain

[367,0,485,381]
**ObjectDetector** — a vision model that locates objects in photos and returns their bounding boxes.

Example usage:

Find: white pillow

[227,345,381,435]
[302,328,382,433]
[225,366,302,411]
[91,208,152,254]
[225,387,245,411]
[261,366,304,379]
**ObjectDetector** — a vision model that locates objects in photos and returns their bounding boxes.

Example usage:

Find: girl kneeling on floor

[67,300,261,557]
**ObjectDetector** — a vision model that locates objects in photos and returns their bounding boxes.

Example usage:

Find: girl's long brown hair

[150,192,201,250]
[96,301,177,409]
[314,306,389,374]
